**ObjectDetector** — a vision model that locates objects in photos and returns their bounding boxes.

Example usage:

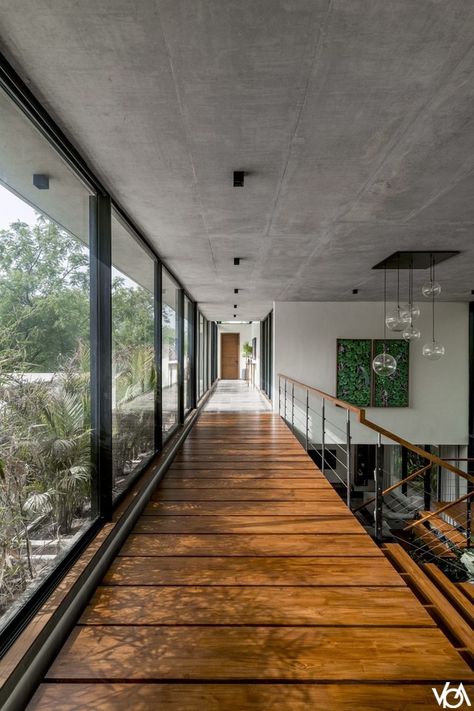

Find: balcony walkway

[28,410,473,709]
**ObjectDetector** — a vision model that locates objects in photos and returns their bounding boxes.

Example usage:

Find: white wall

[218,323,260,381]
[274,301,469,445]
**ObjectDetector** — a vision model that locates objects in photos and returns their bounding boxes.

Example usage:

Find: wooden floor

[28,413,473,710]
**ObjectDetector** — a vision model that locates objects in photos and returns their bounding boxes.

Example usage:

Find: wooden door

[221,333,240,379]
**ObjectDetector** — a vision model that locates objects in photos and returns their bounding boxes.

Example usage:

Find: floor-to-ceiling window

[183,295,193,414]
[0,87,95,631]
[111,213,155,498]
[198,312,205,398]
[162,269,179,436]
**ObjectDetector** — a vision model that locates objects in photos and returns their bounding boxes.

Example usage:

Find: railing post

[278,376,281,416]
[346,411,351,509]
[305,389,309,452]
[374,433,383,543]
[291,383,295,433]
[321,399,326,476]
[467,495,472,549]
[284,379,287,422]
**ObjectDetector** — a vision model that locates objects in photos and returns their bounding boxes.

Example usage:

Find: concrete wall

[217,323,260,382]
[273,302,469,446]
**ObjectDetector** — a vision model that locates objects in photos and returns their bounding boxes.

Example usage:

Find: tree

[0,217,89,371]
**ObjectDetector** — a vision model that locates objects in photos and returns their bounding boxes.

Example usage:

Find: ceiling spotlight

[33,173,49,190]
[233,171,244,187]
[352,289,358,295]
[234,288,239,294]
[233,258,241,266]
[234,304,237,308]
[233,314,236,318]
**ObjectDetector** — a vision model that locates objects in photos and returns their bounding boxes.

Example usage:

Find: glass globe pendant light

[402,261,421,341]
[385,260,404,332]
[422,256,445,360]
[373,266,397,376]
[422,257,441,298]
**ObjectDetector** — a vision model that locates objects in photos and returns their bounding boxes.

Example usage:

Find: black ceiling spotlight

[352,289,359,295]
[233,314,237,318]
[234,288,239,294]
[234,304,237,308]
[33,173,49,190]
[471,290,474,296]
[233,257,241,266]
[233,171,245,187]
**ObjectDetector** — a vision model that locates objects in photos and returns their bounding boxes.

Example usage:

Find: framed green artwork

[336,338,409,408]
[336,339,372,407]
[373,339,409,407]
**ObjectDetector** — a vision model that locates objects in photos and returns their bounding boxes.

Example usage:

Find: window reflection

[162,269,179,435]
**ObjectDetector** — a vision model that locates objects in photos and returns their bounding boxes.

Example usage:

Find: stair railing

[278,373,474,547]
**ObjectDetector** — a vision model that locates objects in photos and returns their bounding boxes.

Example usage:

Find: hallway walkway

[28,413,473,709]
[204,379,271,412]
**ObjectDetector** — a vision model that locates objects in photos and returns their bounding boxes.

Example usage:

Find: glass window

[184,296,193,414]
[162,269,179,436]
[111,213,155,498]
[0,88,93,631]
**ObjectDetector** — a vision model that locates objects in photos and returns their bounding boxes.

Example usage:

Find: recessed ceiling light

[234,304,237,308]
[234,257,241,266]
[352,289,359,295]
[233,314,236,318]
[234,288,239,294]
[233,171,244,187]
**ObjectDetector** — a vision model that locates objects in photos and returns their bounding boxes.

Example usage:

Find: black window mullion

[154,260,163,451]
[90,193,112,521]
[178,288,185,423]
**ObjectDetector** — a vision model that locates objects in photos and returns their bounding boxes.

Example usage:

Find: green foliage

[0,218,89,371]
[242,342,253,357]
[373,339,409,407]
[336,339,372,406]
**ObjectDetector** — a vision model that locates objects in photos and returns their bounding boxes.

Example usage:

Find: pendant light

[385,258,405,332]
[373,266,397,376]
[402,260,421,341]
[422,256,445,360]
[422,256,441,298]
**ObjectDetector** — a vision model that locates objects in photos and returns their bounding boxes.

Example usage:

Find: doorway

[220,333,240,379]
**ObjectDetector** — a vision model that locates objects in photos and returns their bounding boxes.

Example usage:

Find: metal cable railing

[278,374,474,563]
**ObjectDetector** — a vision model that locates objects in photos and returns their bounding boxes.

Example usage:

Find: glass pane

[112,213,155,498]
[184,296,192,413]
[162,269,179,435]
[0,88,93,631]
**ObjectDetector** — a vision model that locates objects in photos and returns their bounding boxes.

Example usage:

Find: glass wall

[0,60,217,645]
[0,87,94,630]
[162,269,179,436]
[111,213,155,497]
[183,296,193,414]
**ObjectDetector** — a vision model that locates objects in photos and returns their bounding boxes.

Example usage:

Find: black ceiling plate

[372,250,460,270]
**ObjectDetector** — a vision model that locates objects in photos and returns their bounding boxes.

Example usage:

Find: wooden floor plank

[121,533,380,557]
[133,514,365,534]
[80,585,435,626]
[161,477,332,488]
[28,682,474,711]
[46,625,472,682]
[152,487,338,501]
[143,501,350,516]
[104,556,405,586]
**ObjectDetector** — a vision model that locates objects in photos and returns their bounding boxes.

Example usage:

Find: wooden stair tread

[423,563,474,627]
[383,544,474,651]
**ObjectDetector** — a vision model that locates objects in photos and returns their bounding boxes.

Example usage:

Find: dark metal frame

[0,49,216,656]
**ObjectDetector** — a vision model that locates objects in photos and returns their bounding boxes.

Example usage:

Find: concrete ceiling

[2,1,474,320]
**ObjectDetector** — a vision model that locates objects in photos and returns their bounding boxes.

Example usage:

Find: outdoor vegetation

[0,214,157,625]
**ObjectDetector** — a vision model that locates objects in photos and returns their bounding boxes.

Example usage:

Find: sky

[0,184,37,230]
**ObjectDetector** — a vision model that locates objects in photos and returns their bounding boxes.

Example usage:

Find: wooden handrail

[404,490,474,531]
[278,373,474,485]
[351,464,433,513]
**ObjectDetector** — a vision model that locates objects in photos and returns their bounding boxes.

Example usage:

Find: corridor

[28,412,472,709]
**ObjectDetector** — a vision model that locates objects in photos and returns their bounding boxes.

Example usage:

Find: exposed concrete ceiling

[2,1,474,320]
